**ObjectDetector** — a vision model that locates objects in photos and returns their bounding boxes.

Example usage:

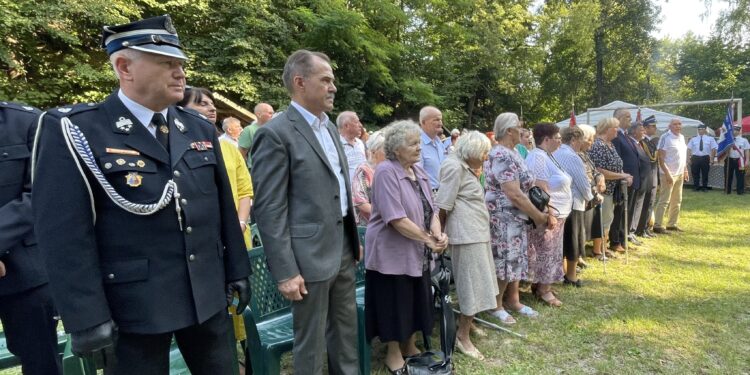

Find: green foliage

[0,0,746,129]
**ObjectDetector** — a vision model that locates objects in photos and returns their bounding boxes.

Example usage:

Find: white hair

[222,117,241,132]
[336,111,357,129]
[383,120,421,160]
[493,112,520,140]
[455,130,491,162]
[109,48,141,79]
[419,106,441,124]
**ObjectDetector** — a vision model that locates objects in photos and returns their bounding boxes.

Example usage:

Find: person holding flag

[717,103,749,195]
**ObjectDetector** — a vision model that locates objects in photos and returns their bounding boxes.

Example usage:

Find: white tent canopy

[556,100,712,137]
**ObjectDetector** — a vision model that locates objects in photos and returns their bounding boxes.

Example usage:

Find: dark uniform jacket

[0,102,48,297]
[33,93,250,334]
[613,130,643,191]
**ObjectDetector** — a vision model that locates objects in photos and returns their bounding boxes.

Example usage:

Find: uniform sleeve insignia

[174,118,186,133]
[58,107,72,113]
[190,141,213,151]
[115,117,134,132]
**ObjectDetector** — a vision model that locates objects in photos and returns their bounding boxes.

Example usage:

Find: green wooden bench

[243,246,294,375]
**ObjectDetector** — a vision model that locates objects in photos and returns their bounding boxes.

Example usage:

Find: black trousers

[0,284,61,375]
[691,155,711,190]
[609,200,626,247]
[112,309,235,375]
[726,158,746,194]
[636,167,658,234]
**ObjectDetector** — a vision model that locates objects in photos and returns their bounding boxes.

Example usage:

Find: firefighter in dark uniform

[32,15,251,374]
[0,102,61,374]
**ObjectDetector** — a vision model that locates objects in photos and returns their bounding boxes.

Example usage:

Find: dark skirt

[365,269,434,343]
[584,205,602,240]
[563,210,586,260]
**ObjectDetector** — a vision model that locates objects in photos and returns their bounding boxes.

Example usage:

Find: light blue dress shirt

[419,129,447,189]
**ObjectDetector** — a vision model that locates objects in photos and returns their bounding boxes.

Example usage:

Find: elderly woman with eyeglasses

[485,113,555,325]
[525,123,571,307]
[365,120,448,374]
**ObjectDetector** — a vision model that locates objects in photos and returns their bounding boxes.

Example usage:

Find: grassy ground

[367,189,750,374]
[2,189,748,374]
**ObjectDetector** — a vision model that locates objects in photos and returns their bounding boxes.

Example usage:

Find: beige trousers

[654,173,684,227]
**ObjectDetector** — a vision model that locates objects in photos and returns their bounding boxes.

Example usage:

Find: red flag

[569,109,576,127]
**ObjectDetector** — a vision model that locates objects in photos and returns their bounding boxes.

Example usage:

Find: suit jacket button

[107,273,115,280]
[188,254,196,261]
[186,226,193,234]
[180,198,187,205]
[173,171,181,177]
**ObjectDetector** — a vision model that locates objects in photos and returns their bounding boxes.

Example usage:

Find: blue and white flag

[716,103,735,157]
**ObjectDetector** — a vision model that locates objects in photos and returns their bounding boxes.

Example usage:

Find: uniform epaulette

[0,101,41,114]
[46,102,100,118]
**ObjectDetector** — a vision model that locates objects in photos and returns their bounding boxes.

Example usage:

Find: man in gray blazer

[251,50,360,374]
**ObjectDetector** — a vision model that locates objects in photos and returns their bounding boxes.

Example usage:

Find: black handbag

[528,185,550,212]
[526,186,550,228]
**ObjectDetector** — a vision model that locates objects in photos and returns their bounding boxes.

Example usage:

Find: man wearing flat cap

[725,125,749,194]
[687,124,717,192]
[33,15,251,374]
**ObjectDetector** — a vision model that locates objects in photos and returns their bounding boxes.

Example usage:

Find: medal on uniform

[116,158,126,165]
[104,162,112,169]
[159,125,169,134]
[125,172,143,187]
[136,160,145,168]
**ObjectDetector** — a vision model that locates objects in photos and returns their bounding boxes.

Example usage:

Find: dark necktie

[699,136,703,152]
[152,113,169,152]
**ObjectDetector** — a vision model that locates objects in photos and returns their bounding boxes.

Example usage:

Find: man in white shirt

[336,111,367,181]
[218,116,242,146]
[653,118,689,233]
[419,106,447,191]
[686,124,718,191]
[725,125,750,195]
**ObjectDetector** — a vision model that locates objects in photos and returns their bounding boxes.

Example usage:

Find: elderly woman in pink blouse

[365,120,449,375]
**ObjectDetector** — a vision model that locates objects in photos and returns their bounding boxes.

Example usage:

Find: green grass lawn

[3,189,748,374]
[367,189,750,374]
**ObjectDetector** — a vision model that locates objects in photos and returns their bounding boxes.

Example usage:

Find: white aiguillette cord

[51,116,184,230]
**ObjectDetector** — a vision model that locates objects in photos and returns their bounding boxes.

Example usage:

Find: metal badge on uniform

[174,118,186,132]
[136,160,145,168]
[115,117,134,132]
[125,172,143,187]
[58,108,72,113]
[104,162,113,169]
[159,125,169,134]
[190,141,213,151]
[22,106,34,111]
[116,158,126,166]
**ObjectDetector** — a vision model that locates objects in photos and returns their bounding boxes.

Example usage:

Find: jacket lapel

[167,107,193,167]
[288,106,334,175]
[101,94,170,165]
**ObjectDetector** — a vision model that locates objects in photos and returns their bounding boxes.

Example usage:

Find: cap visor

[129,45,188,60]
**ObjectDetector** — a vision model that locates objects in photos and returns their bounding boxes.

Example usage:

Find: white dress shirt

[290,101,349,216]
[118,89,167,138]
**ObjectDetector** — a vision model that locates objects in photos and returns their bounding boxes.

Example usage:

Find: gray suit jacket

[250,105,359,283]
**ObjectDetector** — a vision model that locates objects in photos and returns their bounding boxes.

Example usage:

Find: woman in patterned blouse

[587,118,632,253]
